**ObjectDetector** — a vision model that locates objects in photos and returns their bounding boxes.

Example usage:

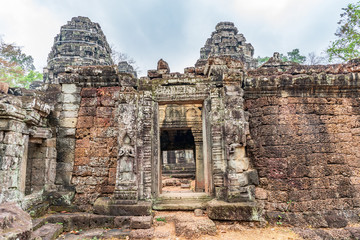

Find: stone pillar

[56,83,81,189]
[194,129,205,192]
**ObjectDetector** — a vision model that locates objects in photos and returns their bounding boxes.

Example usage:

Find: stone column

[194,131,205,192]
[56,83,81,189]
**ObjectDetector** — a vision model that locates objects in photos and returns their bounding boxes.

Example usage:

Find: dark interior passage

[160,129,196,192]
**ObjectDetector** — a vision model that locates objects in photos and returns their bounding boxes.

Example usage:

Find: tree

[0,36,42,88]
[305,52,327,65]
[327,2,360,61]
[256,56,270,66]
[286,49,306,64]
[257,49,306,67]
[110,44,139,74]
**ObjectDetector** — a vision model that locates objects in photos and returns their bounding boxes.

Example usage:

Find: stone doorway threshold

[153,192,212,210]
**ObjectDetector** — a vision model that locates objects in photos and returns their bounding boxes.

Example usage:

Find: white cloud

[0,0,357,74]
[0,0,62,70]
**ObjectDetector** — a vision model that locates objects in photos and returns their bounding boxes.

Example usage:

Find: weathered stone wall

[72,86,120,211]
[0,93,53,206]
[245,60,360,226]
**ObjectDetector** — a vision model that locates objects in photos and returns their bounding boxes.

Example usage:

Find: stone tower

[197,22,257,69]
[44,16,113,84]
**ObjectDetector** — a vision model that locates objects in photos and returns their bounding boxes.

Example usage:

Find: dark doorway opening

[160,128,196,193]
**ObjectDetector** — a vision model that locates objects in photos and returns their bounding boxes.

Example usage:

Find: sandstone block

[0,202,32,239]
[130,216,152,229]
[206,200,259,221]
[114,216,131,228]
[59,117,77,128]
[78,106,96,116]
[76,116,94,128]
[62,103,80,111]
[81,88,97,97]
[62,93,81,104]
[62,84,79,94]
[93,197,152,216]
[31,223,63,240]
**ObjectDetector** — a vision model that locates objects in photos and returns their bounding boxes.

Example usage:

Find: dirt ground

[151,211,303,240]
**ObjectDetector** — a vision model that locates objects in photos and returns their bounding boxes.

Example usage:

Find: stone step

[154,192,212,210]
[93,198,152,216]
[31,223,63,240]
[57,228,130,240]
[153,202,207,210]
[32,218,46,231]
[156,192,212,201]
[44,213,131,231]
[206,200,260,221]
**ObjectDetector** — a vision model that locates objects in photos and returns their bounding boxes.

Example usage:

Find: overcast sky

[0,0,356,76]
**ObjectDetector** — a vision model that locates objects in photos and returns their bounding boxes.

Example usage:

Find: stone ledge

[93,197,152,216]
[206,199,260,221]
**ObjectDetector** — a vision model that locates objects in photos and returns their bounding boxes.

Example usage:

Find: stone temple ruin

[1,16,360,239]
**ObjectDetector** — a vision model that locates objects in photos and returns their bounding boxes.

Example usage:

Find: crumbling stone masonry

[1,16,360,238]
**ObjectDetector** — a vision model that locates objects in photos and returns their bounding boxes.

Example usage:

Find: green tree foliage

[286,49,306,63]
[0,37,42,88]
[256,56,270,66]
[257,48,306,66]
[327,2,360,61]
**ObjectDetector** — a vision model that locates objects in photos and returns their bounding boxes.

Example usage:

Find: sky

[0,0,356,76]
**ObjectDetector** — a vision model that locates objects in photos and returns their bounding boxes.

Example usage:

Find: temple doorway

[158,103,206,195]
[160,129,196,193]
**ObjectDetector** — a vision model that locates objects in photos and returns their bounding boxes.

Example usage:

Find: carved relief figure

[115,134,137,190]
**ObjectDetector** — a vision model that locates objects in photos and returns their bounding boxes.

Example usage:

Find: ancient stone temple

[1,16,360,239]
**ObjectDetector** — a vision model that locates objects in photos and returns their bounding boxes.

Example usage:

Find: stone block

[31,223,63,240]
[60,110,78,118]
[206,200,260,221]
[59,117,77,128]
[77,116,94,128]
[245,169,259,185]
[89,215,114,228]
[81,88,97,97]
[57,138,76,155]
[56,162,73,174]
[0,202,32,239]
[174,216,216,238]
[3,131,23,145]
[114,216,131,228]
[96,106,113,116]
[62,84,79,94]
[78,106,96,116]
[43,138,56,147]
[93,197,152,216]
[130,216,152,229]
[255,187,267,200]
[62,93,81,104]
[62,103,80,111]
[324,212,348,228]
[58,128,76,137]
[80,97,98,107]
